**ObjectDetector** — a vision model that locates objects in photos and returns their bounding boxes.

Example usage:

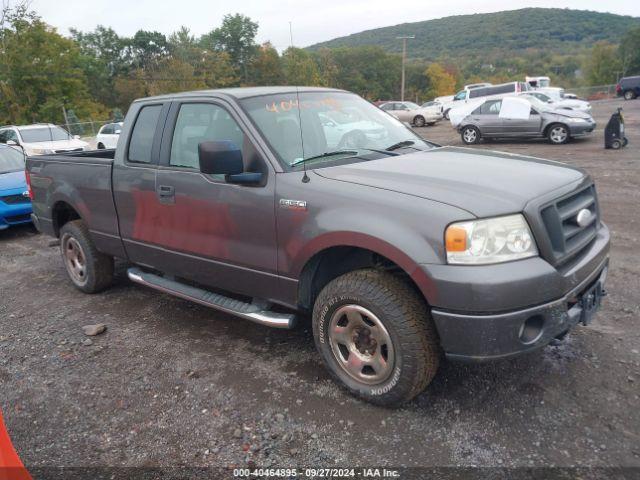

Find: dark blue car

[0,144,32,230]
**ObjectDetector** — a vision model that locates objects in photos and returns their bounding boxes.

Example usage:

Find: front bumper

[427,224,610,362]
[0,200,33,230]
[569,122,596,136]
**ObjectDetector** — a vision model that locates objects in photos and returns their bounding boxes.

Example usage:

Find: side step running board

[127,267,296,329]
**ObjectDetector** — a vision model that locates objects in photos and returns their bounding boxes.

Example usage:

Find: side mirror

[115,129,122,135]
[74,135,80,140]
[198,141,244,175]
[7,140,18,146]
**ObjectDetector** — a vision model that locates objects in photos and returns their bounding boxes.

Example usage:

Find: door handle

[157,185,175,197]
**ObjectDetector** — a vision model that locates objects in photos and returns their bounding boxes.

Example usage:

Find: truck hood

[314,146,585,217]
[0,170,27,193]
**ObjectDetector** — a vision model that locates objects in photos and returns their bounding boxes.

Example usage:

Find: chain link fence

[566,84,618,100]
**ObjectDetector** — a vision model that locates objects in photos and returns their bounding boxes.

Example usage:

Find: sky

[30,0,640,51]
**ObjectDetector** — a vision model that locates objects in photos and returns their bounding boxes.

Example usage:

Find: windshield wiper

[290,150,359,167]
[385,140,415,151]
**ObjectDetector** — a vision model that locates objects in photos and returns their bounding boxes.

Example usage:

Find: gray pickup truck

[25,87,610,405]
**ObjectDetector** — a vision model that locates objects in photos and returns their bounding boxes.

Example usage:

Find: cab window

[169,103,245,171]
[128,105,162,163]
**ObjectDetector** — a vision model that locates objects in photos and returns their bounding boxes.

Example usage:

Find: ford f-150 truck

[25,87,610,406]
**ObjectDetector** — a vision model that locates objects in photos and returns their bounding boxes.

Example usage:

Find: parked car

[457,96,596,145]
[0,124,89,156]
[616,76,640,100]
[0,144,32,230]
[319,111,386,149]
[420,100,443,115]
[96,122,123,149]
[521,91,592,113]
[442,82,530,120]
[27,87,610,406]
[379,101,441,126]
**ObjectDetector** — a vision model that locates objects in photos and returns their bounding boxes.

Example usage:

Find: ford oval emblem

[576,209,592,228]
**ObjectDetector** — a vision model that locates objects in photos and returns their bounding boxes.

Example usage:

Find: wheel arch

[51,200,83,237]
[296,239,435,312]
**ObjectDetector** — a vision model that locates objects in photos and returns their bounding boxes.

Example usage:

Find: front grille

[539,185,599,265]
[0,194,30,205]
[5,213,31,224]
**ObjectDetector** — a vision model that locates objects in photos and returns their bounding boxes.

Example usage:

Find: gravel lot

[1,98,639,476]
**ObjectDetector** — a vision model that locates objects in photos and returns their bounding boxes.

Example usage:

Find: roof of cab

[133,86,349,103]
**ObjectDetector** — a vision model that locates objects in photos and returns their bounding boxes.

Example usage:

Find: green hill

[307,8,640,60]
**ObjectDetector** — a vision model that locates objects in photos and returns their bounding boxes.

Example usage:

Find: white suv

[0,124,89,156]
[96,122,123,149]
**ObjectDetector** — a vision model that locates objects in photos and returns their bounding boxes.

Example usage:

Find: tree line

[1,3,639,127]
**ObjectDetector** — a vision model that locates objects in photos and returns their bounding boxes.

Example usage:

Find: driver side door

[151,99,280,301]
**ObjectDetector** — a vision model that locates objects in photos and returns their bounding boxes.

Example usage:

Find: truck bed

[26,149,124,258]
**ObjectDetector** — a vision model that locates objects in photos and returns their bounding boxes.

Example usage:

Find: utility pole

[396,35,414,101]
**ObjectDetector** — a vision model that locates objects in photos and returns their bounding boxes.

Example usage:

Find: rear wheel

[611,139,622,150]
[461,125,481,144]
[624,90,636,100]
[60,220,114,293]
[547,124,569,144]
[413,115,426,127]
[312,269,440,406]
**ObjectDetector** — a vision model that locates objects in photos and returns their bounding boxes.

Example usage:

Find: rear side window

[128,105,162,163]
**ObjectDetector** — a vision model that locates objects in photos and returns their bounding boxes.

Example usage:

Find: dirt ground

[1,98,639,477]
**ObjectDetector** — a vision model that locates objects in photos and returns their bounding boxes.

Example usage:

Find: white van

[442,82,530,119]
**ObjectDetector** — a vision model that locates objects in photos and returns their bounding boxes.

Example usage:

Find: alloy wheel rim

[464,129,477,143]
[63,236,87,284]
[328,304,395,385]
[551,127,567,143]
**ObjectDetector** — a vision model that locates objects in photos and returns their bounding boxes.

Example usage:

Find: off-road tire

[413,115,426,127]
[312,269,440,406]
[59,220,114,293]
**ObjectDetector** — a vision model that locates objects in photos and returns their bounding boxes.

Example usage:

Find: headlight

[445,214,538,265]
[32,148,54,154]
[566,117,588,123]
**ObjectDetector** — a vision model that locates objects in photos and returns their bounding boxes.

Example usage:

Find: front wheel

[312,269,440,406]
[624,90,636,100]
[60,220,114,293]
[461,125,481,144]
[413,115,426,127]
[547,124,570,144]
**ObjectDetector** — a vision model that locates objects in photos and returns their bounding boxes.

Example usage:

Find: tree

[619,26,640,76]
[249,42,283,86]
[0,4,108,125]
[281,47,321,86]
[424,63,457,98]
[70,25,127,108]
[201,14,258,83]
[584,42,621,86]
[128,30,169,70]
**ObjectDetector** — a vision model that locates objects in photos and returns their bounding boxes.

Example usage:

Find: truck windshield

[19,126,71,143]
[240,91,431,169]
[0,147,25,174]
